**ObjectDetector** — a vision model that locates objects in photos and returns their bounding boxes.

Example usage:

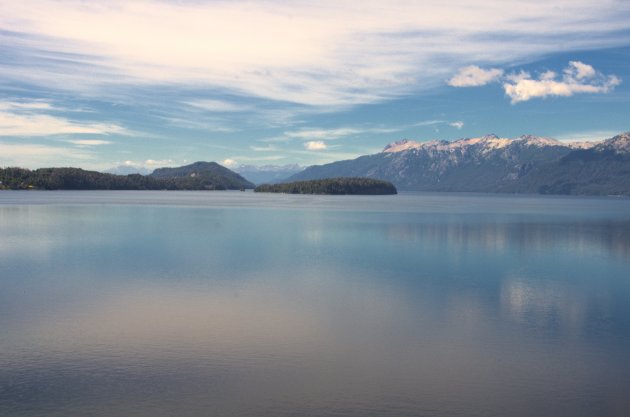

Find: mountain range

[288,132,630,196]
[9,132,628,195]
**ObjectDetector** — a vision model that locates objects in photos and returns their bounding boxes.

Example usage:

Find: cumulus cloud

[449,121,464,129]
[304,141,327,151]
[221,158,238,168]
[448,66,504,87]
[503,61,621,103]
[567,61,596,80]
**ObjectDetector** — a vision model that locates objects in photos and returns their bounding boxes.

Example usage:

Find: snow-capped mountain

[382,134,594,154]
[595,132,630,153]
[288,132,630,195]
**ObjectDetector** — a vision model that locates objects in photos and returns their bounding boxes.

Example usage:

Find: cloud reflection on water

[1,193,630,416]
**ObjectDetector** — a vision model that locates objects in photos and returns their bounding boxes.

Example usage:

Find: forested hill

[0,162,254,190]
[150,161,254,189]
[254,177,397,195]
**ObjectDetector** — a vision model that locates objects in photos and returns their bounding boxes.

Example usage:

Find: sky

[1,0,629,171]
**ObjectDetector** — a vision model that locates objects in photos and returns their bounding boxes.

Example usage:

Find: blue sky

[1,0,629,170]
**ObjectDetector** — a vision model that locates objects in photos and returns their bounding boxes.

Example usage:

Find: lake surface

[1,191,630,417]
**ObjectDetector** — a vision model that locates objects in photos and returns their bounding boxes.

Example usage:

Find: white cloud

[0,100,53,111]
[221,158,238,168]
[144,159,173,167]
[287,128,363,140]
[449,121,464,129]
[503,61,621,103]
[183,99,250,113]
[448,66,503,87]
[0,111,126,136]
[412,120,446,127]
[161,116,238,133]
[304,141,327,150]
[1,0,629,107]
[0,99,127,137]
[539,70,557,81]
[285,126,400,141]
[566,61,596,80]
[553,130,618,143]
[250,145,278,152]
[68,139,112,146]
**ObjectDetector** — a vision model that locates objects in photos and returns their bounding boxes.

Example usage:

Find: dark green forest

[254,177,397,195]
[0,165,253,190]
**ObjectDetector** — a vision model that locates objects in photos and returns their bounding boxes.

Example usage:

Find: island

[254,177,397,195]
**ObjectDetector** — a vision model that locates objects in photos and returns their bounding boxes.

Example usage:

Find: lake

[1,191,629,417]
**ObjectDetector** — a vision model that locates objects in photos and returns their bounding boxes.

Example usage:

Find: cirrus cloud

[0,99,127,137]
[1,1,629,107]
[67,139,112,146]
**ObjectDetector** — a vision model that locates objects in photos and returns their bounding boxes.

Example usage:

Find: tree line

[254,177,397,195]
[0,167,242,190]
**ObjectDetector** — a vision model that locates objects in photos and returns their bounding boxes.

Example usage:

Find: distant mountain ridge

[233,164,304,185]
[104,165,151,176]
[288,132,630,196]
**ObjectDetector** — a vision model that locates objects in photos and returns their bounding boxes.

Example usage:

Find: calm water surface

[1,191,630,417]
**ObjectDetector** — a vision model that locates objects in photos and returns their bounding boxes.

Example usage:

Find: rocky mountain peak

[383,139,423,153]
[516,135,562,147]
[481,134,499,140]
[597,132,630,153]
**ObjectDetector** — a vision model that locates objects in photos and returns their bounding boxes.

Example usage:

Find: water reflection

[384,219,630,260]
[1,192,630,417]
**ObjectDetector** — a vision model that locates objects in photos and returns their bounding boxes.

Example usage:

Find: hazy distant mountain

[104,165,150,176]
[288,132,630,195]
[234,164,304,185]
[150,161,254,189]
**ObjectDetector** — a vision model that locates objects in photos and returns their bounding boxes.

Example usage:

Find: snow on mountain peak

[382,139,422,152]
[516,135,563,147]
[381,134,606,154]
[597,132,630,153]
